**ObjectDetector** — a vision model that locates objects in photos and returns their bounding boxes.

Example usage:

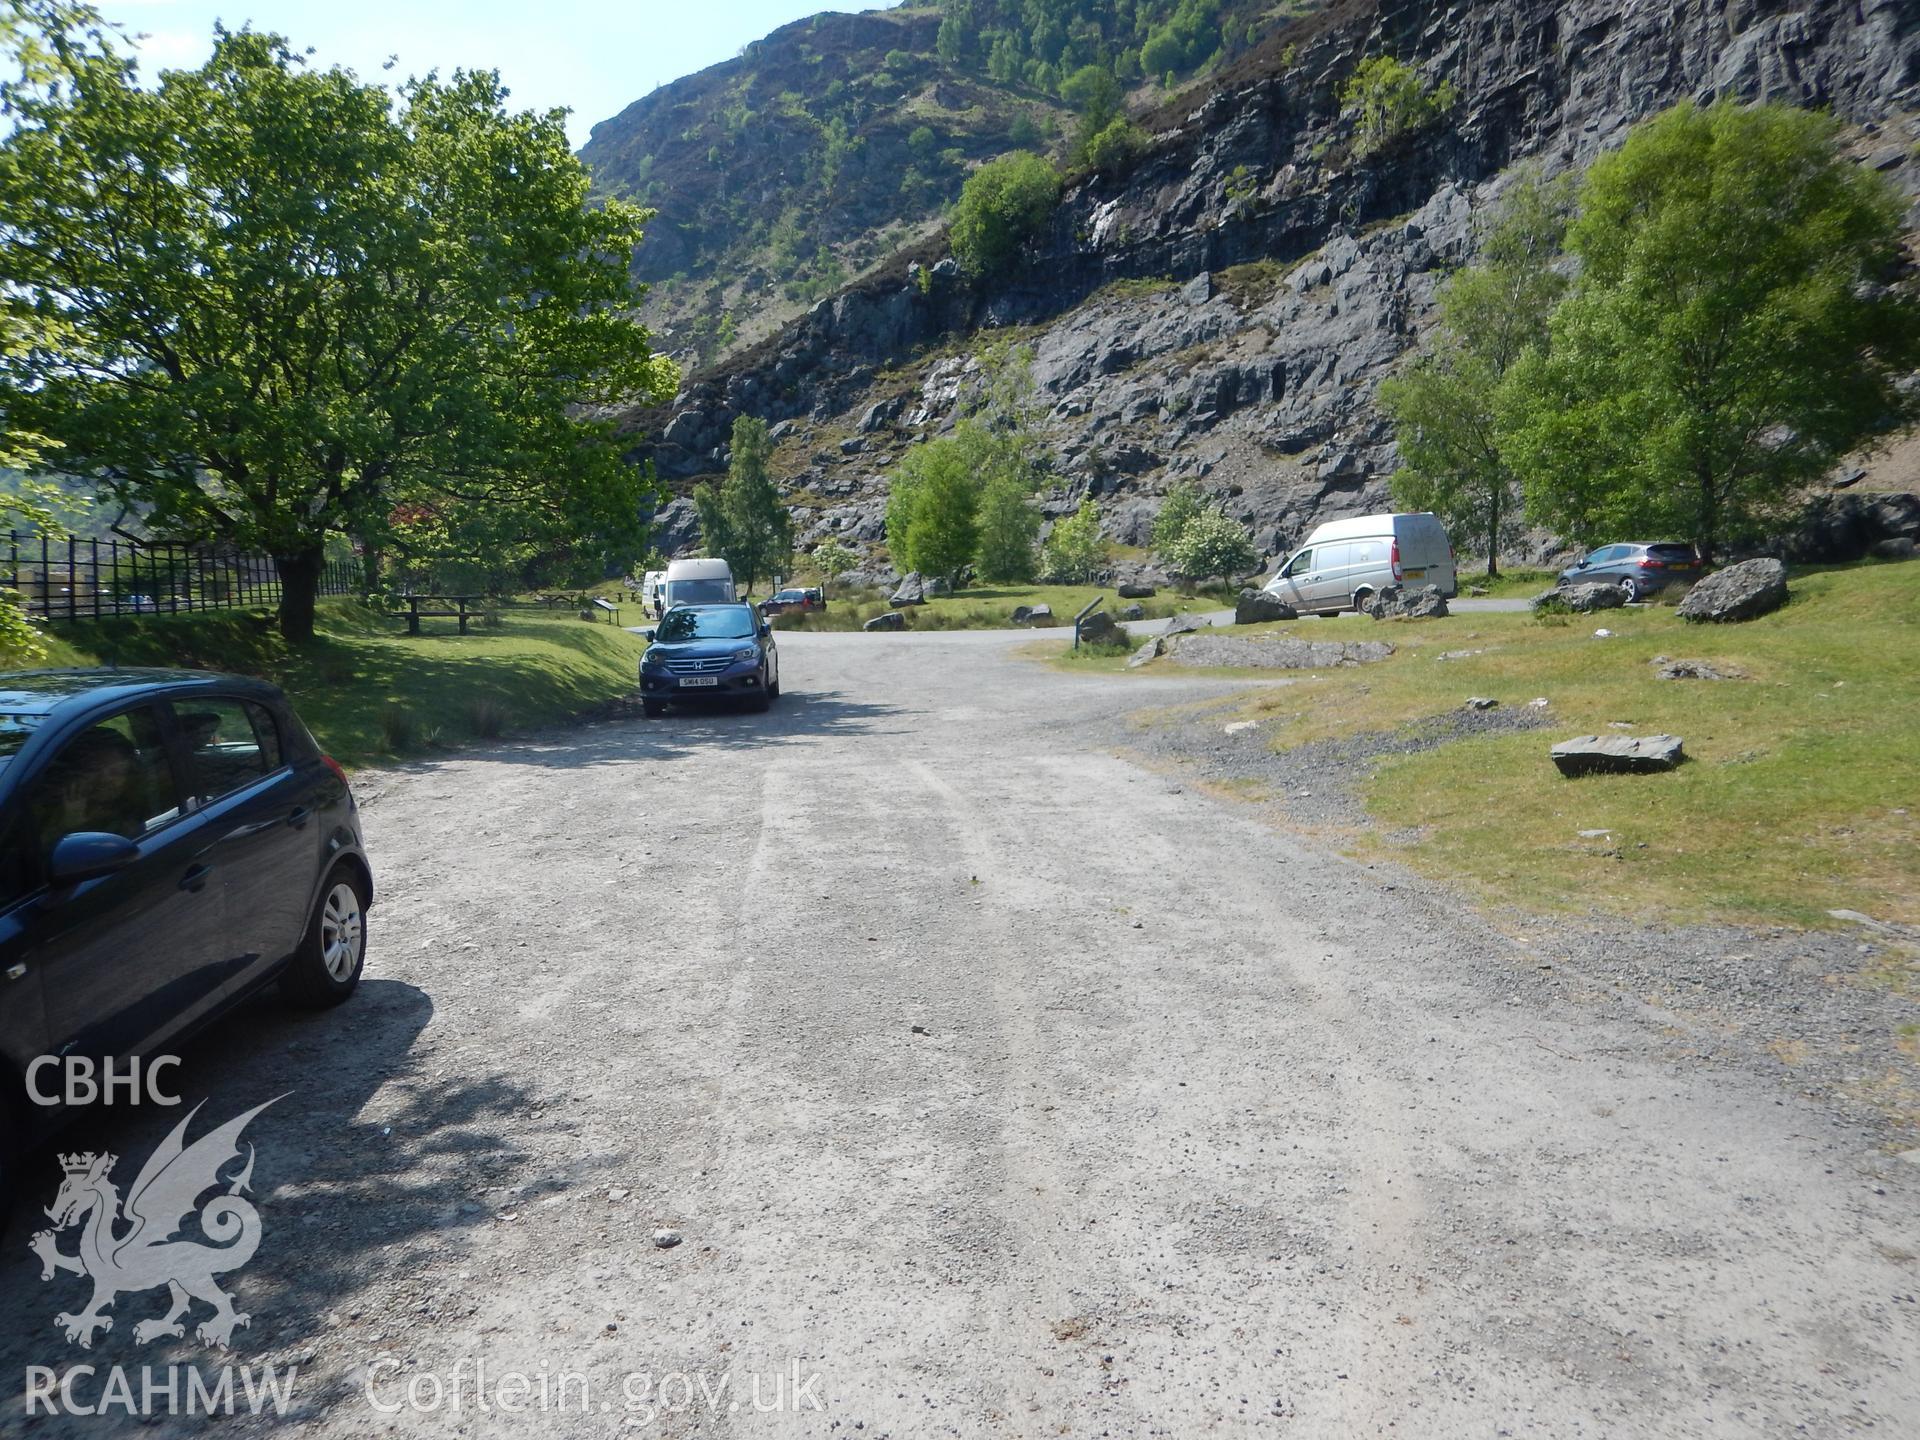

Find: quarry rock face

[623,1,1919,565]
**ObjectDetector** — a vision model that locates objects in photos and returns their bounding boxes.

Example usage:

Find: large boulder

[1117,582,1157,599]
[1364,583,1449,620]
[1532,581,1626,614]
[1871,537,1915,561]
[1550,734,1685,777]
[1076,610,1124,646]
[889,572,928,607]
[1235,589,1299,625]
[1012,604,1055,626]
[863,611,907,632]
[1127,636,1165,668]
[1676,559,1788,623]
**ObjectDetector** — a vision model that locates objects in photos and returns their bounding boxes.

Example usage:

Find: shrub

[950,151,1060,275]
[1040,499,1109,583]
[1341,56,1457,157]
[1166,507,1256,586]
[1081,118,1145,175]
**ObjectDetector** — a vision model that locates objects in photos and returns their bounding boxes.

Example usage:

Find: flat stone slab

[1165,634,1394,670]
[1550,733,1685,777]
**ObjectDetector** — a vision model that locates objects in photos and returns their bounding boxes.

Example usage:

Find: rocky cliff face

[625,0,1920,576]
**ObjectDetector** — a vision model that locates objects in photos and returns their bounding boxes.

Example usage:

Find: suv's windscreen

[658,607,756,642]
[0,712,49,777]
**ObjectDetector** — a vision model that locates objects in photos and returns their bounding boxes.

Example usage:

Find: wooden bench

[402,594,482,635]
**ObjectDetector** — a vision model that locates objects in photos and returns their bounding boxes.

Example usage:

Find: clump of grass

[466,696,508,739]
[378,705,417,752]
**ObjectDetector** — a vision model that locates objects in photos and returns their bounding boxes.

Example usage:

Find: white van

[663,557,736,609]
[641,569,667,617]
[1263,512,1456,615]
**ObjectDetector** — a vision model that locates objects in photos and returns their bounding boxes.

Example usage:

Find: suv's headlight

[732,647,759,663]
[641,649,663,667]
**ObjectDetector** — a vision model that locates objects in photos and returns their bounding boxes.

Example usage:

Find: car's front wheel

[282,866,368,1009]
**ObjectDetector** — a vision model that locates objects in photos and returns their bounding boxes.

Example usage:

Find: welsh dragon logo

[29,1098,281,1350]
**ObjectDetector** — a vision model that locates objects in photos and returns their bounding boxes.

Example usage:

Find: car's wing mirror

[48,831,140,886]
[643,628,656,642]
[759,622,773,637]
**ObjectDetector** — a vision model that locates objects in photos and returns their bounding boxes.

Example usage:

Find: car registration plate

[677,675,719,688]
[1403,567,1426,580]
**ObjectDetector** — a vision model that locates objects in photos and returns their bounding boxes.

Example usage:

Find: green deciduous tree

[950,150,1059,275]
[1341,54,1457,158]
[0,15,676,640]
[1501,102,1920,561]
[1040,497,1108,583]
[1165,505,1255,587]
[1380,171,1573,576]
[807,537,858,590]
[890,437,980,586]
[975,472,1042,582]
[692,416,794,594]
[1150,480,1205,562]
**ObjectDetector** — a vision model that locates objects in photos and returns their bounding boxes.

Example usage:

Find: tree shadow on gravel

[0,975,571,1428]
[383,689,909,774]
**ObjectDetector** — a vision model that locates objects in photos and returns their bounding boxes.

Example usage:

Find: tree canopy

[1380,171,1572,575]
[950,151,1061,274]
[1501,102,1919,559]
[694,417,795,594]
[0,12,677,638]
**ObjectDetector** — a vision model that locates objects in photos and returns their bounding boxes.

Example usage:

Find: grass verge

[774,582,1234,632]
[1126,562,1919,929]
[36,599,644,770]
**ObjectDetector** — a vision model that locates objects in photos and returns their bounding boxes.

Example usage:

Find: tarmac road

[1,626,1914,1438]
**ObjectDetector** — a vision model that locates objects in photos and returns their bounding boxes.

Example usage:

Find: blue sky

[96,0,891,147]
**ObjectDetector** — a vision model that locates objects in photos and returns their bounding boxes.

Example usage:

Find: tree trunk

[1485,488,1501,580]
[360,542,381,595]
[275,547,325,643]
[1697,466,1719,566]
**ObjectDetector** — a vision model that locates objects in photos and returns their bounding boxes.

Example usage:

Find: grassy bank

[774,582,1235,632]
[1123,562,1919,930]
[35,600,644,769]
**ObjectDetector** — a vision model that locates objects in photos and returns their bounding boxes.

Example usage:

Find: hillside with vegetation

[580,1,1326,366]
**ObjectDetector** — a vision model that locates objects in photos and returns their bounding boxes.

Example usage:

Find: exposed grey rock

[1127,636,1164,668]
[862,611,907,632]
[1022,604,1054,625]
[1871,536,1915,560]
[1654,659,1743,681]
[1117,582,1157,598]
[1180,271,1213,305]
[1076,610,1125,646]
[1533,582,1626,614]
[653,1229,683,1250]
[1465,697,1498,711]
[1365,583,1449,620]
[1550,734,1686,777]
[926,576,952,596]
[858,394,906,432]
[1119,603,1146,621]
[650,496,702,556]
[1235,589,1299,625]
[889,572,928,607]
[1163,611,1212,637]
[1165,634,1393,669]
[1677,558,1788,623]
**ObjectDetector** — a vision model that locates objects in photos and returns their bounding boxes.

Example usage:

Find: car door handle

[178,863,213,893]
[288,806,311,829]
[4,963,25,982]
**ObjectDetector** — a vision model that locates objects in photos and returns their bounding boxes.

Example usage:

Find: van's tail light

[1390,539,1402,581]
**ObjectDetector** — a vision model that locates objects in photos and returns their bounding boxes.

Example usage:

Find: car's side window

[1283,548,1313,577]
[179,698,272,806]
[27,706,182,855]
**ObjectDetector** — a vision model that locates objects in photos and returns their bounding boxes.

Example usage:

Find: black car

[0,670,371,1200]
[1558,541,1704,601]
[758,587,826,617]
[639,603,781,716]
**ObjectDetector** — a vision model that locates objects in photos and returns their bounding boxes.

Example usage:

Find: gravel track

[1,627,1915,1439]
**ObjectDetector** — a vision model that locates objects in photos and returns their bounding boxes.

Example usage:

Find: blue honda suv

[0,670,372,1208]
[639,602,780,716]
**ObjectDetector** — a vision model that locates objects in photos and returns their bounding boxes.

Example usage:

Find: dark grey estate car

[1559,542,1704,600]
[0,670,372,1206]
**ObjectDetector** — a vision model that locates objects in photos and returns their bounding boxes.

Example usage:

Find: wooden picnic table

[402,594,482,635]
